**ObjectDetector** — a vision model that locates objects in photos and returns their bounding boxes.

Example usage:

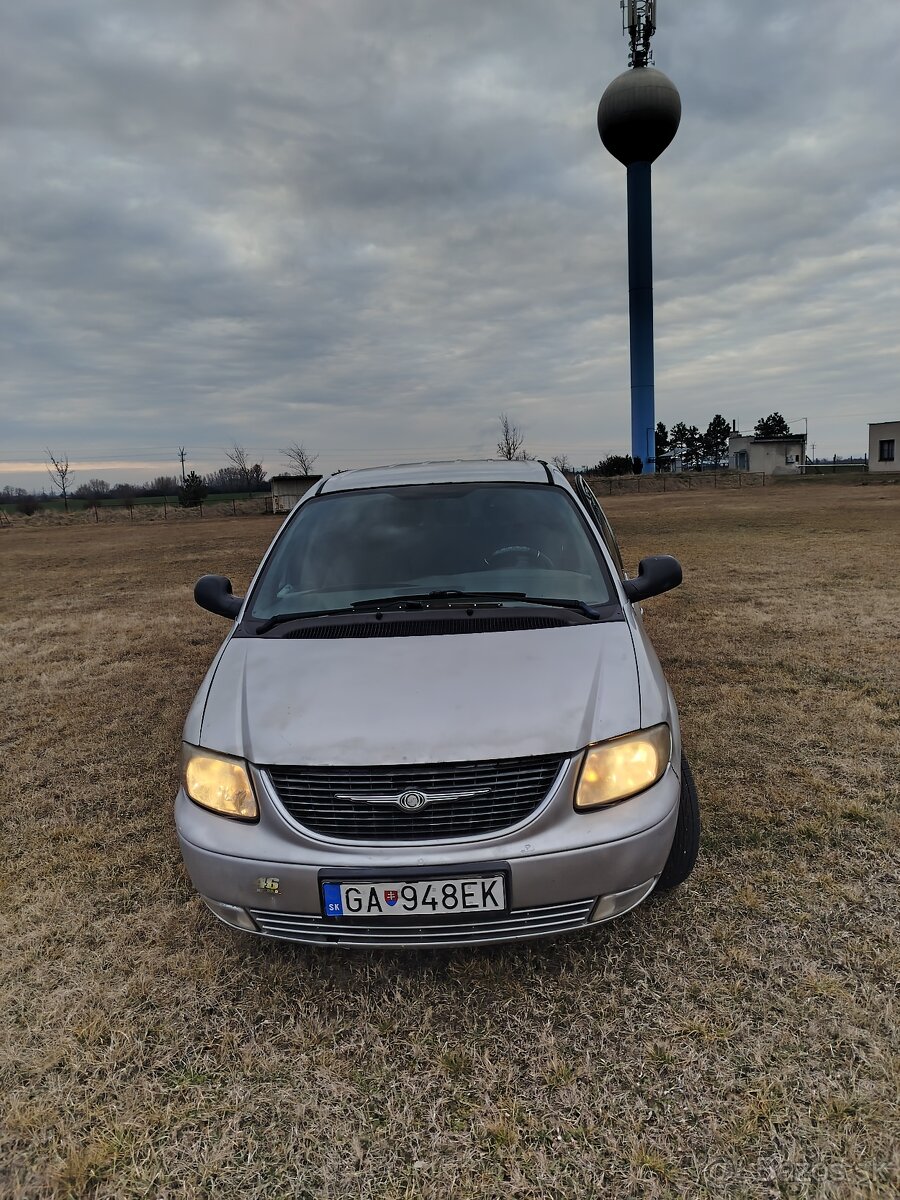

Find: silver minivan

[176,460,699,947]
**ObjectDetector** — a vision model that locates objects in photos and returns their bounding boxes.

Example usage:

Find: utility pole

[178,447,187,485]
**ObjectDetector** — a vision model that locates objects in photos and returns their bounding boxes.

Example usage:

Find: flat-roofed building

[868,421,899,473]
[728,433,806,475]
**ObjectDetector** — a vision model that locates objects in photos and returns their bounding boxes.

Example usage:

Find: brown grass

[5,496,270,529]
[2,485,898,1198]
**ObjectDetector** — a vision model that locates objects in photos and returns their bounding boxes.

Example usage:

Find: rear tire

[656,753,700,890]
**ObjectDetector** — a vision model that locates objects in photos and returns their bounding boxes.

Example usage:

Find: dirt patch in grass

[2,488,898,1198]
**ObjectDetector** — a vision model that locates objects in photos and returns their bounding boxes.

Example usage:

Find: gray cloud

[1,0,899,487]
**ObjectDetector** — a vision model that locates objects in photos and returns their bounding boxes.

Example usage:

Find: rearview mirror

[194,574,243,619]
[622,555,682,603]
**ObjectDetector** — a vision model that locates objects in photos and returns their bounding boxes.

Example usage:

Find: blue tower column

[598,65,681,476]
[627,161,655,472]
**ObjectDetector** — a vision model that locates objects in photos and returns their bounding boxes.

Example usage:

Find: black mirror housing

[194,574,243,619]
[622,555,682,603]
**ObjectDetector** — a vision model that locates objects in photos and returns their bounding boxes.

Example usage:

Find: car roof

[318,459,561,493]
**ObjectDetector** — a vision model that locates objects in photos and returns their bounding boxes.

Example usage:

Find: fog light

[590,877,658,923]
[202,897,259,932]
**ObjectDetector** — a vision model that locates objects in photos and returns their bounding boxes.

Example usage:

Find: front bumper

[175,759,680,947]
[202,879,660,947]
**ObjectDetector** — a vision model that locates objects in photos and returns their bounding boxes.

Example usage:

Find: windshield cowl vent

[281,615,568,639]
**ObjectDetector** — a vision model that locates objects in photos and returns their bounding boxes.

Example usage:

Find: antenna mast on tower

[622,0,657,68]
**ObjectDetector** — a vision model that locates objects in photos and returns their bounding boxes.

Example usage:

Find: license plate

[322,875,506,919]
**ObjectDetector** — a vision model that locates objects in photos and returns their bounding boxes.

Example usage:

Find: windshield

[247,482,616,620]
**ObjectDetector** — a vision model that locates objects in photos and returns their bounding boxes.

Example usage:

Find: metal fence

[803,463,868,475]
[9,468,889,530]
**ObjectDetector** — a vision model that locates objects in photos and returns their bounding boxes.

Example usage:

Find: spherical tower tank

[598,67,682,165]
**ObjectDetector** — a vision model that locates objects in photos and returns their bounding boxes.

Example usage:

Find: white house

[728,433,806,475]
[868,421,899,473]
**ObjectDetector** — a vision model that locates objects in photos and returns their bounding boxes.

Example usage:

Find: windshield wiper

[519,596,602,619]
[253,607,355,634]
[349,589,493,611]
[253,593,484,633]
[254,591,603,633]
[350,591,602,620]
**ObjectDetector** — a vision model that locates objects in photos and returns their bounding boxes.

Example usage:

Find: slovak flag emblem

[384,890,399,906]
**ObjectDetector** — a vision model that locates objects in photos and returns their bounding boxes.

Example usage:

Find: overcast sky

[2,0,899,488]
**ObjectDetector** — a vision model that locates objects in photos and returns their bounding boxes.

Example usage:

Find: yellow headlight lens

[575,724,671,809]
[182,746,258,820]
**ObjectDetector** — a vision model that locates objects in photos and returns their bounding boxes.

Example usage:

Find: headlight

[574,724,671,809]
[182,745,258,820]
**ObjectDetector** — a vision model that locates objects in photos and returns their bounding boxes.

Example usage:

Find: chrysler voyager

[176,460,699,947]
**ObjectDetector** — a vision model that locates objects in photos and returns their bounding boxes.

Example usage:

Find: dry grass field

[2,483,898,1198]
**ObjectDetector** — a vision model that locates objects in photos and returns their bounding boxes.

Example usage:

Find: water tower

[598,1,681,473]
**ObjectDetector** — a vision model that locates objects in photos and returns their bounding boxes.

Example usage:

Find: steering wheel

[487,545,556,569]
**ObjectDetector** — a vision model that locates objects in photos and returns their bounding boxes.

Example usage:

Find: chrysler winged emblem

[335,787,488,811]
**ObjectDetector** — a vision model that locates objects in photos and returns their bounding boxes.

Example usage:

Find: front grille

[266,754,565,841]
[248,898,596,946]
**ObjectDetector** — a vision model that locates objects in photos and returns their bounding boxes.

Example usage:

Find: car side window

[576,476,626,577]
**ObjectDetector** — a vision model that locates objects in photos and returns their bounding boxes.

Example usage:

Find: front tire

[656,753,700,890]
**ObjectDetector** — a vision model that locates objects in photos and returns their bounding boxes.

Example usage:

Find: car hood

[197,623,640,766]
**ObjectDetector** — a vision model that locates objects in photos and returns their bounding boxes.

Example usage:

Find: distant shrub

[587,454,641,478]
[15,497,41,516]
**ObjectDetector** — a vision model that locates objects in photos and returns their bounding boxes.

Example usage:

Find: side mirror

[194,574,243,619]
[622,555,682,603]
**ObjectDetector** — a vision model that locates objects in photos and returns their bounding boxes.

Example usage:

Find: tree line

[651,412,792,474]
[498,411,795,477]
[6,441,320,515]
[10,414,798,515]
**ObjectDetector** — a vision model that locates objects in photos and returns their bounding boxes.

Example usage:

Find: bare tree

[225,442,250,481]
[551,453,572,473]
[146,475,179,496]
[46,449,72,512]
[205,466,243,492]
[496,413,526,461]
[74,479,111,503]
[225,443,265,495]
[280,441,319,475]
